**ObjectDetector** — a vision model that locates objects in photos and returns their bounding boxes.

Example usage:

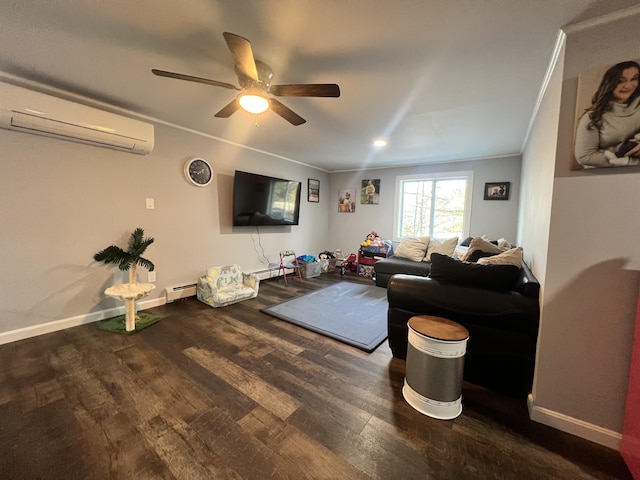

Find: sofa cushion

[430,253,521,291]
[394,236,429,262]
[477,247,523,267]
[424,236,458,262]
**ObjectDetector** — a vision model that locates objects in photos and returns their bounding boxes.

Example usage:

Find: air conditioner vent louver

[0,81,154,154]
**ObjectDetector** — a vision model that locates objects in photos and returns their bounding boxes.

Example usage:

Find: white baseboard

[527,394,622,450]
[0,297,165,346]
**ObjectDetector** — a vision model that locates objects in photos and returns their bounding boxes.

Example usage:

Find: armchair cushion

[197,264,260,308]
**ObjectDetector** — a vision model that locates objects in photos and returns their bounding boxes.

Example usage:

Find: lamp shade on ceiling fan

[239,93,269,114]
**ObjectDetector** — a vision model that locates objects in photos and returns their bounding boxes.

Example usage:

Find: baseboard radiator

[252,267,281,281]
[164,270,278,303]
[165,283,197,303]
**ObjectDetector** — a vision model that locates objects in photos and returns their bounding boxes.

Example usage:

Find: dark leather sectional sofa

[383,256,540,397]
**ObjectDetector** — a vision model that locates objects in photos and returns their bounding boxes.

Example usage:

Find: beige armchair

[197,264,260,308]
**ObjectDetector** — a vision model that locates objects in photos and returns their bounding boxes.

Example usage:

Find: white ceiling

[0,1,633,171]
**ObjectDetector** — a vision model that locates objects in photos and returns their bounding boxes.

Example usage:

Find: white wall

[327,156,522,254]
[517,36,562,282]
[0,114,329,338]
[525,11,640,449]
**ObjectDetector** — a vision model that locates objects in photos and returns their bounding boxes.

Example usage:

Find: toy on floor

[361,231,384,248]
[340,253,358,275]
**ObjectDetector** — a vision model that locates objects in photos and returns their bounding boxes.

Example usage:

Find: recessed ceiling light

[373,139,387,147]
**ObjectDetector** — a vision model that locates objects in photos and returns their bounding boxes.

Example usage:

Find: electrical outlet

[148,271,156,282]
[146,198,155,209]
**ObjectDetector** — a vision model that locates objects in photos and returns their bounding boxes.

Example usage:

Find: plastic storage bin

[300,261,322,278]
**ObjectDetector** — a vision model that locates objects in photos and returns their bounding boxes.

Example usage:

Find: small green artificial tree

[93,227,155,284]
[94,228,156,332]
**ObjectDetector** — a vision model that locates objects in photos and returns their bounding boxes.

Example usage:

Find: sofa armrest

[516,261,540,298]
[243,272,260,292]
[198,275,216,292]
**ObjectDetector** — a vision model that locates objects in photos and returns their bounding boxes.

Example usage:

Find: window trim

[392,171,474,242]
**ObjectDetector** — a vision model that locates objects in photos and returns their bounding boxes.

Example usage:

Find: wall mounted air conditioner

[0,81,154,155]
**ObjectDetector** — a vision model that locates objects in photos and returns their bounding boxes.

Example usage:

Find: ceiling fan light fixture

[239,93,269,114]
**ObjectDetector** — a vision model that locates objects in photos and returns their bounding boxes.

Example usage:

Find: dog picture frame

[484,182,510,200]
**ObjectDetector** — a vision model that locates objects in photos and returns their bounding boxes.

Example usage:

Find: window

[393,171,473,241]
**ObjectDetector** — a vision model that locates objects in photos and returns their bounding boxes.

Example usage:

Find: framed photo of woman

[572,58,640,170]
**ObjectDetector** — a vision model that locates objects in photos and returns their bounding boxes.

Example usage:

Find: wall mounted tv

[232,170,302,226]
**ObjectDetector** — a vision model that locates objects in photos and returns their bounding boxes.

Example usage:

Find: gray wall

[327,156,522,255]
[523,10,640,448]
[0,117,330,336]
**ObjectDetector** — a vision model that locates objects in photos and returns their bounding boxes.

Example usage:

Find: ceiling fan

[152,32,340,126]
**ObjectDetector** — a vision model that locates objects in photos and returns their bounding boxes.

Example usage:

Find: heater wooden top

[408,315,469,342]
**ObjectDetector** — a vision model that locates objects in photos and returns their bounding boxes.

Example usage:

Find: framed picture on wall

[308,178,320,202]
[360,178,380,204]
[484,182,510,200]
[572,58,640,170]
[338,188,356,212]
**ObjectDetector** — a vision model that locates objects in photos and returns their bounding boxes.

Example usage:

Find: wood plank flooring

[0,273,632,479]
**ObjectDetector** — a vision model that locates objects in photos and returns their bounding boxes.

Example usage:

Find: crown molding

[563,5,640,34]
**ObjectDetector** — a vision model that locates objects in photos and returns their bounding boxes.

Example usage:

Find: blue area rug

[262,282,388,352]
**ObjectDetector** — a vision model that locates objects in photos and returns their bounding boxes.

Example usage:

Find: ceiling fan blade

[152,69,239,90]
[270,84,340,97]
[214,98,240,118]
[223,32,259,82]
[269,98,306,126]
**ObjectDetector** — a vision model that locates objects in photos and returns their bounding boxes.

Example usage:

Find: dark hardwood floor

[0,273,632,479]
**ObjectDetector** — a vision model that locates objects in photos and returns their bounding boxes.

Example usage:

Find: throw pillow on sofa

[465,249,498,263]
[477,247,523,267]
[429,253,521,291]
[459,236,474,247]
[394,236,430,262]
[424,236,459,262]
[462,236,505,261]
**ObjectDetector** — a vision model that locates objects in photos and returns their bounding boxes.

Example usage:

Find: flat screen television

[232,170,301,226]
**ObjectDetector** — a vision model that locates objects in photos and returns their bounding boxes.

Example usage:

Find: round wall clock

[184,157,213,187]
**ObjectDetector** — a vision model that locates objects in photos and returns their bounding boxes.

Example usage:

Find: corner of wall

[528,394,622,450]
